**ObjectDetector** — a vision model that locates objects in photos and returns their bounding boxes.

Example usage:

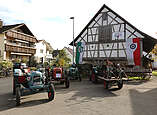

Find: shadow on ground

[0,91,50,112]
[55,79,118,105]
[130,88,157,115]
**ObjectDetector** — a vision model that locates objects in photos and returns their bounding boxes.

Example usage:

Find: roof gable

[0,23,34,36]
[69,4,157,53]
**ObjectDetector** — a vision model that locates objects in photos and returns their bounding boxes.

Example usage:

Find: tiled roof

[0,23,22,33]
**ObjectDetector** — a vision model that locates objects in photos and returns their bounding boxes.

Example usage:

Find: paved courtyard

[0,76,157,115]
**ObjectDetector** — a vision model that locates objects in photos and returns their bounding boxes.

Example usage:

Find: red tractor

[48,66,70,88]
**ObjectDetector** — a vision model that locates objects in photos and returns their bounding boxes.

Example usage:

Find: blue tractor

[68,64,81,81]
[13,63,55,106]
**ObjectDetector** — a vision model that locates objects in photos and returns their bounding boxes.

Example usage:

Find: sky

[0,0,157,49]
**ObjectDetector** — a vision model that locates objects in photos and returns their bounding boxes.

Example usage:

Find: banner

[126,38,141,66]
[76,42,85,64]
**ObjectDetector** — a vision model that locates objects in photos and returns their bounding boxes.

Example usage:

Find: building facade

[35,40,53,63]
[63,47,74,64]
[69,4,157,67]
[0,22,37,61]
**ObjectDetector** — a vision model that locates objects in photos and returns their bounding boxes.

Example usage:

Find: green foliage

[21,57,28,63]
[151,44,157,61]
[43,61,49,67]
[152,71,157,76]
[53,49,71,67]
[152,44,157,55]
[30,67,37,71]
[0,60,13,70]
[27,56,38,67]
[12,58,21,63]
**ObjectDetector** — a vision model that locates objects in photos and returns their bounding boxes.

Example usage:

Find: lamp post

[70,17,74,64]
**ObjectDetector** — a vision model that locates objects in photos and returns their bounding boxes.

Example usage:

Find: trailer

[90,61,125,89]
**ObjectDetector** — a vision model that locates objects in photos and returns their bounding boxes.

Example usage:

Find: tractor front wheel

[79,75,82,82]
[104,80,109,89]
[48,83,55,101]
[13,78,16,95]
[91,73,97,83]
[65,78,70,88]
[16,87,21,106]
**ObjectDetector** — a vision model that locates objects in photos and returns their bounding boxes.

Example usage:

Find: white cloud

[0,0,157,49]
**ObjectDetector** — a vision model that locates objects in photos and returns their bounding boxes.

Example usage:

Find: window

[40,49,43,53]
[98,25,112,42]
[102,12,108,20]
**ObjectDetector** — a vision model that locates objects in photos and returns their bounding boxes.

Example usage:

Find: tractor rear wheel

[117,80,123,90]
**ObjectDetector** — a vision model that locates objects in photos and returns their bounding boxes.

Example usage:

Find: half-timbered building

[70,4,157,67]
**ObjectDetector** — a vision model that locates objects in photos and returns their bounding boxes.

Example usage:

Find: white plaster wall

[0,34,5,60]
[35,41,47,63]
[64,48,73,64]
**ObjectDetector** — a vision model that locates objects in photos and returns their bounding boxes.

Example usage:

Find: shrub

[0,60,13,69]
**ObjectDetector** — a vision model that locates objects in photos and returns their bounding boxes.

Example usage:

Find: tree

[151,44,157,55]
[21,57,28,63]
[28,56,38,67]
[53,49,71,67]
[151,44,157,61]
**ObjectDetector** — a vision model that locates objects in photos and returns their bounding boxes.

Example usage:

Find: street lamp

[70,17,74,64]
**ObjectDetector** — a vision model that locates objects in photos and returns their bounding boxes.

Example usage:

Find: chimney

[0,19,3,28]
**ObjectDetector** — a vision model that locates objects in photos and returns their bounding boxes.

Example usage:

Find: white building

[35,40,53,63]
[63,47,75,64]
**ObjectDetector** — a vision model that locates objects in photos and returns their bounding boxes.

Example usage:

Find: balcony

[5,30,37,43]
[5,44,36,54]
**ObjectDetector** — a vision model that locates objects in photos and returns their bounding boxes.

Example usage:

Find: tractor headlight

[27,76,31,81]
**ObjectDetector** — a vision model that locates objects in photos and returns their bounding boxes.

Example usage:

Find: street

[0,76,157,115]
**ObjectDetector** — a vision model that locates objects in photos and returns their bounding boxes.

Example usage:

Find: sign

[76,42,85,64]
[126,38,141,66]
[112,31,124,40]
[46,54,52,59]
[56,74,61,78]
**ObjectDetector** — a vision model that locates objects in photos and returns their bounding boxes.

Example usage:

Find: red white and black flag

[126,38,141,66]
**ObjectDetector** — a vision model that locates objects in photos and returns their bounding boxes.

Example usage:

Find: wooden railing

[5,44,36,54]
[5,30,37,43]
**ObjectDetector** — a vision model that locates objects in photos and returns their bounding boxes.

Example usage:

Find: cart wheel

[89,75,92,81]
[104,81,109,89]
[48,83,55,101]
[13,78,16,95]
[91,73,97,83]
[79,76,82,82]
[65,78,70,88]
[16,87,21,106]
[117,80,123,90]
